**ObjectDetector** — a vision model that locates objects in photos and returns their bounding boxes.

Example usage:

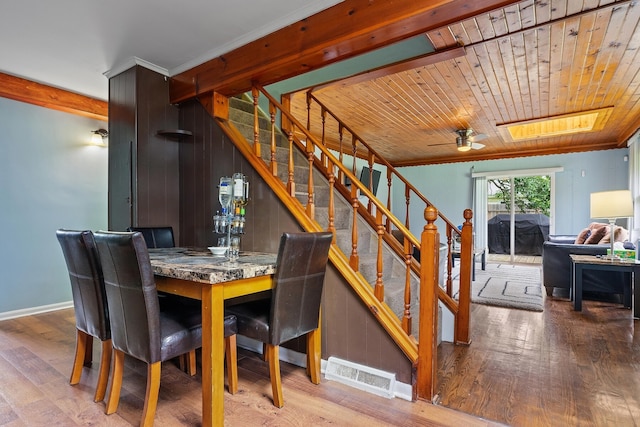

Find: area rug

[451,263,544,312]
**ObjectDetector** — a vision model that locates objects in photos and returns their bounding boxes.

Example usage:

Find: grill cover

[487,213,550,255]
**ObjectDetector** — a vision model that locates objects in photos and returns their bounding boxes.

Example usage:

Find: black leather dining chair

[94,230,238,426]
[225,231,332,408]
[126,226,175,248]
[126,225,200,374]
[56,229,112,403]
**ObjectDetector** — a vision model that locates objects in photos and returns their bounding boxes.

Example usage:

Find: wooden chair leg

[307,329,321,384]
[178,354,186,372]
[178,351,197,376]
[266,344,283,408]
[70,329,88,385]
[94,339,112,402]
[105,348,124,415]
[187,350,197,376]
[84,333,94,366]
[141,361,161,427]
[226,335,238,394]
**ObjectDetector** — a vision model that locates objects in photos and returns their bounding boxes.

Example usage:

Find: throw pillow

[584,225,607,244]
[599,230,613,244]
[574,228,591,244]
[599,226,629,244]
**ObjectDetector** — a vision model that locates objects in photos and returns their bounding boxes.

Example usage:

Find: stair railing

[240,85,473,400]
[300,91,472,345]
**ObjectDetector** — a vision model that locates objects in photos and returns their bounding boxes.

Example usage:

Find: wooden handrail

[304,92,471,341]
[307,93,462,234]
[222,87,473,401]
[300,90,474,378]
[213,103,419,363]
[256,85,419,247]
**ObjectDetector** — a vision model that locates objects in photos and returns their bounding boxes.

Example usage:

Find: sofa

[542,223,631,297]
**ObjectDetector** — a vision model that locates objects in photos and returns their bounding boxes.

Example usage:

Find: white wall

[394,149,630,240]
[0,97,107,315]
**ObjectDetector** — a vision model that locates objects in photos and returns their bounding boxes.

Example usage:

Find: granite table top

[148,247,277,285]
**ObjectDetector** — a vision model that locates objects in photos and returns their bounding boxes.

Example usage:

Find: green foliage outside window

[489,176,550,216]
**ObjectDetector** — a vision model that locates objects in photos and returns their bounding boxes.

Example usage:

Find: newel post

[417,206,439,401]
[456,209,473,345]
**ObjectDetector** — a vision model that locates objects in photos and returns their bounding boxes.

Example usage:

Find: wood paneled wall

[177,100,413,384]
[108,66,180,237]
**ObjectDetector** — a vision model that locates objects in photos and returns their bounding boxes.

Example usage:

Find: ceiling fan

[456,129,487,151]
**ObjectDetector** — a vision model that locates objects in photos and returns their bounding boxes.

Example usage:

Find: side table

[569,254,639,318]
[452,248,486,281]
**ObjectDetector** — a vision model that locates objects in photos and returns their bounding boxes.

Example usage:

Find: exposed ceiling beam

[0,72,108,121]
[310,45,466,92]
[169,0,522,103]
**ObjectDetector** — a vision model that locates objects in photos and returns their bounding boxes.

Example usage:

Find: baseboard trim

[0,301,73,322]
[236,336,412,401]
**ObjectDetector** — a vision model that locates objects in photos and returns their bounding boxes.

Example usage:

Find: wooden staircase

[229,95,423,334]
[204,87,474,401]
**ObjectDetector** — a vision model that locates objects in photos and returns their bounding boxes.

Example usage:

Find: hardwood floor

[0,308,496,426]
[437,274,640,426]
[1,274,638,426]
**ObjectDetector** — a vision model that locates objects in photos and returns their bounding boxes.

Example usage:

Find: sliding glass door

[472,167,560,263]
[488,176,551,262]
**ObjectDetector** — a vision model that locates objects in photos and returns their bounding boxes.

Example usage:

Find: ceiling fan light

[456,136,471,152]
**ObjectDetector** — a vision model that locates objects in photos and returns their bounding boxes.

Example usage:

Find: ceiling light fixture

[456,136,472,151]
[91,128,108,145]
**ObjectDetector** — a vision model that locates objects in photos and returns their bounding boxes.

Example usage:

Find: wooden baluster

[374,209,384,301]
[306,91,312,131]
[287,131,295,196]
[321,107,327,168]
[417,206,439,401]
[280,94,291,134]
[306,139,315,219]
[402,235,412,335]
[349,184,360,270]
[338,124,344,185]
[251,87,260,158]
[269,101,277,176]
[446,226,454,296]
[404,185,411,229]
[386,169,392,232]
[367,153,374,213]
[456,209,473,345]
[327,158,336,243]
[351,135,357,179]
[269,102,278,176]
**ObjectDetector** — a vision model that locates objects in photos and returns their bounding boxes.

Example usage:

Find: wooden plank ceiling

[289,0,640,166]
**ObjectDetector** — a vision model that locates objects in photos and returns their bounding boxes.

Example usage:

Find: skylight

[497,107,613,141]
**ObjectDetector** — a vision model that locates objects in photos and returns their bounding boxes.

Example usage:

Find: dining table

[148,247,277,426]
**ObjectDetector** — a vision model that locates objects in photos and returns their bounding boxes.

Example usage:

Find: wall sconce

[91,129,108,146]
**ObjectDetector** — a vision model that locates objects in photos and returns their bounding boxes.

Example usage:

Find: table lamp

[590,190,633,260]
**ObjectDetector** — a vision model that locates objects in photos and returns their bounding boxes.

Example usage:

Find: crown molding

[104,56,169,79]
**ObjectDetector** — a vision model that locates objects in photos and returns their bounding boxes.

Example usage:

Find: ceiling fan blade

[471,142,485,150]
[469,133,488,142]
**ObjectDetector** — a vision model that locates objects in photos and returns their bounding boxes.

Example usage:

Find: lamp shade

[590,190,633,219]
